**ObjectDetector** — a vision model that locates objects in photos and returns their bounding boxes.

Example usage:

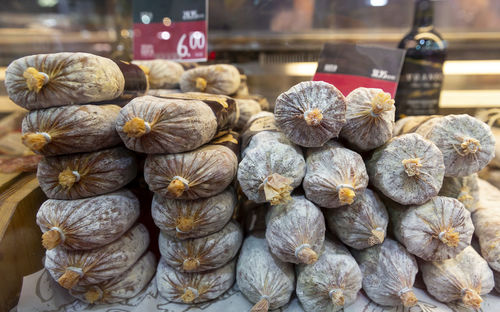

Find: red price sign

[133,0,207,62]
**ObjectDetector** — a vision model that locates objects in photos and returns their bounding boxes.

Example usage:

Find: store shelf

[0,29,115,45]
[209,30,500,52]
[440,90,500,108]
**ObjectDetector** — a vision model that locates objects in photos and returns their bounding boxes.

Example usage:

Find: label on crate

[133,0,207,62]
[313,43,406,97]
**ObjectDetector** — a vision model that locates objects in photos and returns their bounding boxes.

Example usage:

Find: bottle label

[395,57,444,117]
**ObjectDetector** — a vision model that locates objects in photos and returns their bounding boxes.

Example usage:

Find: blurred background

[0,0,499,110]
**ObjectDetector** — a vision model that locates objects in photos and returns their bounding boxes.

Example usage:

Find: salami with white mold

[325,189,388,249]
[366,133,445,205]
[416,114,496,177]
[156,258,235,304]
[158,220,242,273]
[238,142,305,205]
[37,189,139,250]
[296,239,362,312]
[274,81,346,147]
[5,52,124,110]
[352,238,418,308]
[388,196,474,261]
[421,246,494,310]
[340,87,395,151]
[144,144,237,200]
[37,146,137,200]
[115,95,217,154]
[44,224,150,290]
[266,195,325,264]
[21,104,121,156]
[132,59,184,89]
[303,141,369,208]
[236,234,295,312]
[70,252,156,304]
[179,64,240,95]
[151,188,236,240]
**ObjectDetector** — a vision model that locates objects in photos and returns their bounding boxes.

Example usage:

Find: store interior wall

[0,0,499,108]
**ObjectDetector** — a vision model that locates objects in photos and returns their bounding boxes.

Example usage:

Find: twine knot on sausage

[329,288,345,306]
[438,228,460,247]
[183,258,200,271]
[167,176,190,198]
[84,286,103,304]
[294,243,318,264]
[398,287,418,307]
[123,117,151,138]
[460,288,483,309]
[58,168,81,189]
[195,77,207,91]
[176,216,195,234]
[459,137,481,156]
[260,173,293,205]
[304,108,323,126]
[58,266,84,289]
[42,226,66,250]
[370,91,394,116]
[336,184,356,205]
[250,295,270,312]
[402,158,423,177]
[22,132,52,151]
[23,67,49,93]
[181,287,199,303]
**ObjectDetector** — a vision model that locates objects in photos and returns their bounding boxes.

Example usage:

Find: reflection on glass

[0,0,499,66]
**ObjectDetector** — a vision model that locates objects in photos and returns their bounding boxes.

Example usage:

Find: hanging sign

[313,43,406,97]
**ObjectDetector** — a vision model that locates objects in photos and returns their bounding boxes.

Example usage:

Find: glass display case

[1,1,500,312]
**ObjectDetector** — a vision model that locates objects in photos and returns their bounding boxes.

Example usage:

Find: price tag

[313,43,406,97]
[133,0,208,62]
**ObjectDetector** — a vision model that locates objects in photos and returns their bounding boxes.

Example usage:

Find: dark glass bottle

[395,0,447,118]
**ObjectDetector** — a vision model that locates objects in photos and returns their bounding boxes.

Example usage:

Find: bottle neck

[412,0,434,29]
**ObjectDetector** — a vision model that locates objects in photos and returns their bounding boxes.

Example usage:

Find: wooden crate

[0,173,46,312]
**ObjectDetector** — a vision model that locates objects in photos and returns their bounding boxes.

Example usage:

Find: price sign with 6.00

[133,0,207,62]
